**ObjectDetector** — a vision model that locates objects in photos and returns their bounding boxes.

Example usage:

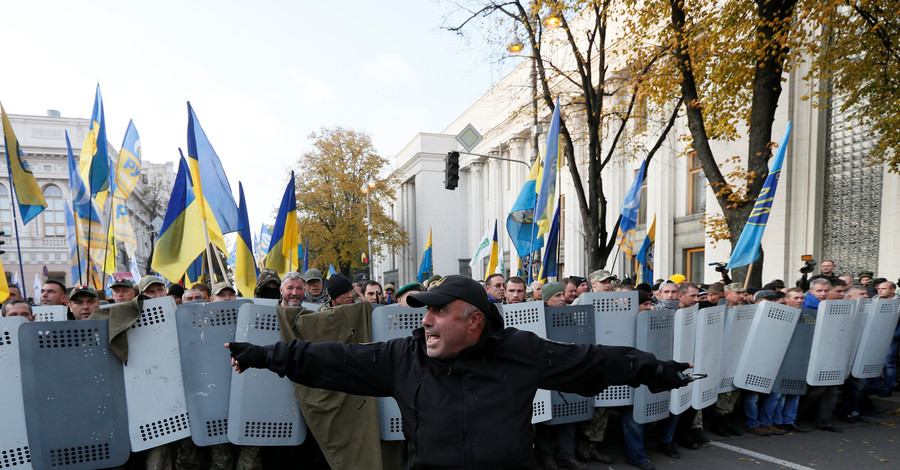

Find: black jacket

[263,323,663,469]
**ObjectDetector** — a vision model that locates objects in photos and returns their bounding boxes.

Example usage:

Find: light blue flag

[726,122,792,269]
[417,229,433,283]
[327,263,337,278]
[259,224,272,255]
[64,201,82,283]
[615,160,648,258]
[186,102,239,233]
[66,131,101,222]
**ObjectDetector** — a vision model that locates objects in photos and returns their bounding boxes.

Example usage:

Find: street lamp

[508,26,540,164]
[362,178,376,278]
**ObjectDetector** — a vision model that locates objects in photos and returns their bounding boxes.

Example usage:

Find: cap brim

[406,290,458,308]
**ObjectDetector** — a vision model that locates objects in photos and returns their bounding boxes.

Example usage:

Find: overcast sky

[0,0,516,235]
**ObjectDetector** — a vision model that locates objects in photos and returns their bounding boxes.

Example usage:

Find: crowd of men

[3,261,898,470]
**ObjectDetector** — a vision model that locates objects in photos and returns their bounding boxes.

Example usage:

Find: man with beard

[303,269,329,304]
[279,272,305,307]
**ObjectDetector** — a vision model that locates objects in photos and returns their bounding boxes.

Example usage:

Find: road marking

[709,441,816,470]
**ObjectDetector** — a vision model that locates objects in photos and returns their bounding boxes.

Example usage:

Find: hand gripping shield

[501,301,552,424]
[370,304,426,440]
[719,305,756,392]
[733,301,801,393]
[771,310,815,395]
[578,291,638,407]
[544,305,595,424]
[633,309,674,424]
[19,320,130,469]
[31,305,67,322]
[0,317,31,469]
[692,306,725,410]
[124,297,191,451]
[807,299,864,386]
[670,304,698,414]
[851,299,900,378]
[228,303,306,446]
[176,299,249,446]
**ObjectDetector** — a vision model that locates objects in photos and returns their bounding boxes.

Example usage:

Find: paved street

[582,396,900,469]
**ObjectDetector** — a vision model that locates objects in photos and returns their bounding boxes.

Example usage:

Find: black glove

[228,342,268,371]
[647,360,691,393]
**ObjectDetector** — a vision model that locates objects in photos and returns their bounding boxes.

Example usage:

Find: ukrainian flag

[112,120,141,200]
[328,263,337,278]
[187,102,240,234]
[265,172,298,276]
[535,96,561,237]
[181,148,228,254]
[727,122,792,269]
[2,104,47,224]
[484,221,499,281]
[636,215,656,285]
[78,84,110,196]
[234,182,258,297]
[151,156,209,282]
[615,160,648,258]
[417,228,433,283]
[538,199,561,283]
[506,158,543,259]
[66,130,104,256]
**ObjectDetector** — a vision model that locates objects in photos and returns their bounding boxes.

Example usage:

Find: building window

[688,154,707,214]
[42,185,66,237]
[0,185,12,233]
[685,247,705,283]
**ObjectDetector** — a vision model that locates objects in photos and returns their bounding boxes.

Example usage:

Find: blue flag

[327,263,337,278]
[506,159,544,259]
[726,122,792,269]
[615,160,647,258]
[535,96,561,237]
[537,198,561,283]
[186,102,240,233]
[636,216,656,284]
[302,236,309,273]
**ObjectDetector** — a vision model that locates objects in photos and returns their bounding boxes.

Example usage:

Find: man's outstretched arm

[226,339,396,397]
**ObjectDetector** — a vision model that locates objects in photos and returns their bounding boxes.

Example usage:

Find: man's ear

[467,310,485,329]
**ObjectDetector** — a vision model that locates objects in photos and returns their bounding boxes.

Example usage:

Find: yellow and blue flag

[265,172,298,276]
[181,148,228,254]
[185,253,205,286]
[417,228,433,283]
[186,102,239,233]
[538,199,561,283]
[78,84,110,196]
[2,104,47,224]
[151,156,209,282]
[726,122,792,269]
[234,182,258,297]
[112,120,141,200]
[327,263,337,278]
[506,158,544,259]
[485,221,499,281]
[636,215,656,285]
[615,160,648,258]
[535,96,561,237]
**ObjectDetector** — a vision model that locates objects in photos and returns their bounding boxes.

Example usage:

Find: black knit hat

[327,274,353,299]
[407,275,504,329]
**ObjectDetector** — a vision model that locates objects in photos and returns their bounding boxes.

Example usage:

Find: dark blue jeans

[621,407,677,465]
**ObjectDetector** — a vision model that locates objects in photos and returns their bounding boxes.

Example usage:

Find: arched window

[0,185,12,233]
[42,185,66,237]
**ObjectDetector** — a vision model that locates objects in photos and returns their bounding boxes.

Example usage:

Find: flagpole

[101,196,114,288]
[200,218,217,283]
[4,168,27,292]
[212,244,228,282]
[743,262,754,290]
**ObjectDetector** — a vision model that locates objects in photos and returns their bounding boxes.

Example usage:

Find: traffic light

[444,151,460,190]
[0,231,5,255]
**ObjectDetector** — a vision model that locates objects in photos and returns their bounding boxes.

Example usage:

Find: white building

[374,22,899,287]
[0,110,175,294]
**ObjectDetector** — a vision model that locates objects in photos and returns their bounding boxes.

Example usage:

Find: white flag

[469,225,494,269]
[130,255,142,282]
[33,273,41,302]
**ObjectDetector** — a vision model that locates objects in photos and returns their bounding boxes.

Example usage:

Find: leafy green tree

[293,127,406,276]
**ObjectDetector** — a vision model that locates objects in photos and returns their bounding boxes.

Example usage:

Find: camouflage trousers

[578,407,609,443]
[144,445,173,470]
[714,390,741,416]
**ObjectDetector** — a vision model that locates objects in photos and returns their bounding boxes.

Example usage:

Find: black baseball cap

[353,273,370,285]
[407,275,504,329]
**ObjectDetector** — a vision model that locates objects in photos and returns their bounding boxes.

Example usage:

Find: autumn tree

[294,127,406,276]
[447,0,684,271]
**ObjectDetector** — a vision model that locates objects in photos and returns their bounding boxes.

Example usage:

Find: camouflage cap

[589,269,616,283]
[724,282,746,293]
[138,275,165,293]
[212,281,236,296]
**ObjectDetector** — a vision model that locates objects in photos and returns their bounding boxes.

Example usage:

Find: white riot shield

[579,292,638,407]
[671,305,698,415]
[693,306,725,410]
[501,301,552,424]
[371,304,426,440]
[0,317,31,469]
[237,297,279,307]
[176,300,249,446]
[733,302,801,393]
[852,299,900,378]
[301,301,323,311]
[807,300,863,386]
[31,305,67,322]
[228,304,306,446]
[125,297,191,451]
[719,305,756,392]
[771,311,815,395]
[544,305,595,424]
[634,309,674,424]
[19,320,130,470]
